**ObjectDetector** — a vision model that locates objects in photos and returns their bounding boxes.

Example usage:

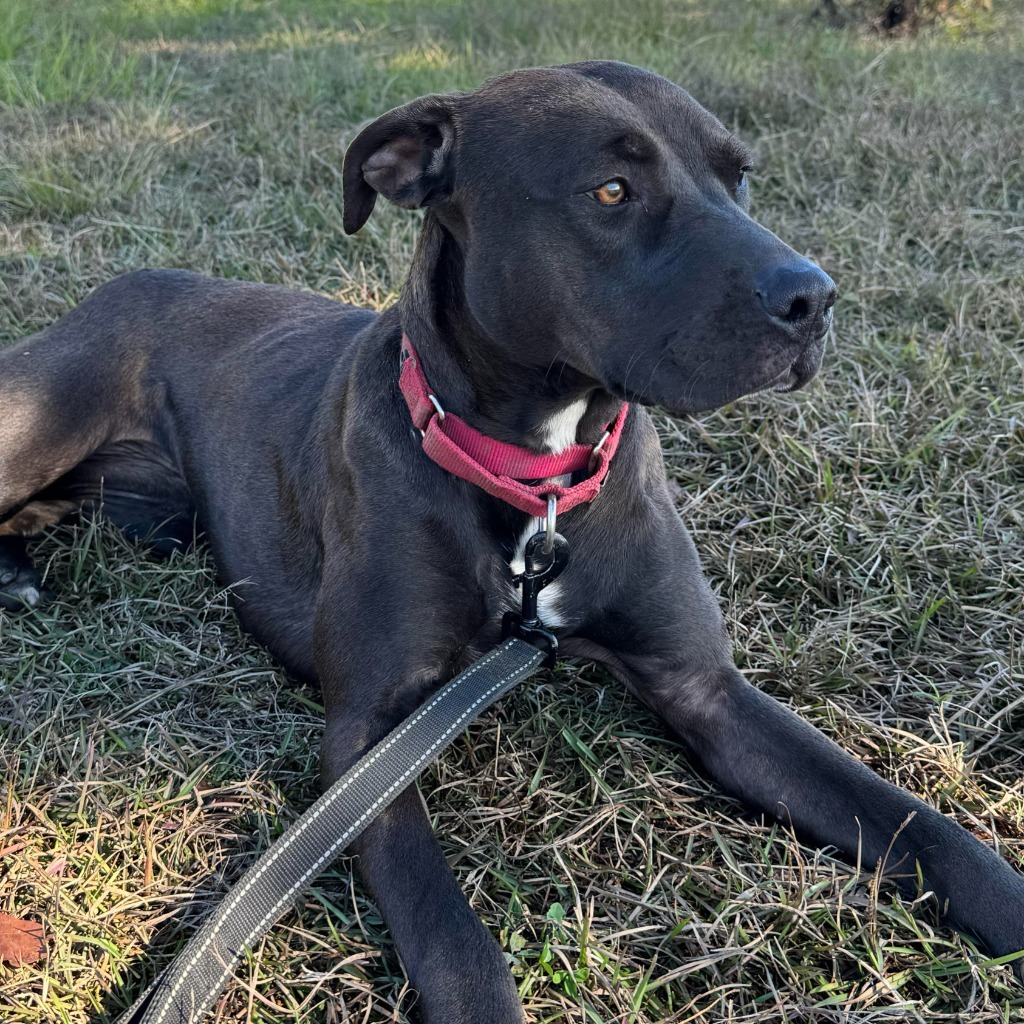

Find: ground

[1,1,1023,1021]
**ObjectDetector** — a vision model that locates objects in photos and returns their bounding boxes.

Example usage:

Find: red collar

[398,335,628,519]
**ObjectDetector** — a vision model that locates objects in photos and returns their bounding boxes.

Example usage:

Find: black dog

[1,62,1021,1022]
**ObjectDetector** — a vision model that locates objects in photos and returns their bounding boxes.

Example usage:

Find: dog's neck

[398,216,619,453]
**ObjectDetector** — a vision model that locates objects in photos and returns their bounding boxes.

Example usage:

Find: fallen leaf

[0,913,45,965]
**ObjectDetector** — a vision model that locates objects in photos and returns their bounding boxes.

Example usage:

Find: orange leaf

[0,913,45,965]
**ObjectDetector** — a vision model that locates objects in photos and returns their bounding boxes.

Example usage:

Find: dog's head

[343,61,835,416]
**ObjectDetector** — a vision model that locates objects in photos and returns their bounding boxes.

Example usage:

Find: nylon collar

[398,335,628,519]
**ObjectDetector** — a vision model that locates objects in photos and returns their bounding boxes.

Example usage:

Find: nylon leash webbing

[118,637,547,1024]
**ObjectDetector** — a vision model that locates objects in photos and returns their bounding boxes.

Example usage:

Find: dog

[1,61,1021,1023]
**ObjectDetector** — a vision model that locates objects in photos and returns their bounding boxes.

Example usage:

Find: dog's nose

[756,262,836,335]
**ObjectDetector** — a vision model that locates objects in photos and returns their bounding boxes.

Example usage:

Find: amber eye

[591,179,629,205]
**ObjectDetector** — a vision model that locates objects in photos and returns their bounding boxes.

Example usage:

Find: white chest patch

[537,397,588,452]
[505,399,587,630]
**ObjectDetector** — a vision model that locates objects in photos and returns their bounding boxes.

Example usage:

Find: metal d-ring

[589,429,611,471]
[428,394,445,422]
[543,494,557,555]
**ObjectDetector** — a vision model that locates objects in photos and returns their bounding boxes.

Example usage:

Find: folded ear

[342,94,458,234]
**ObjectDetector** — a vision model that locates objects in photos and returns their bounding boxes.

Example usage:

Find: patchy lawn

[1,1,1022,1020]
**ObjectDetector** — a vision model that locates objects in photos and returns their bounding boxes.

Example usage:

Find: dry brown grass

[1,1,1023,1021]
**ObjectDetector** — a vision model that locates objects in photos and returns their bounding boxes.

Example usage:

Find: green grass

[2,1,1023,1021]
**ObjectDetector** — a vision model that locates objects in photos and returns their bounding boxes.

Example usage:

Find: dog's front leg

[314,552,524,1024]
[569,504,1024,976]
[603,640,1024,974]
[320,747,523,1023]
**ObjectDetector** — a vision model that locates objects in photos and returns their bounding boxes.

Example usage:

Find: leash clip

[502,531,569,668]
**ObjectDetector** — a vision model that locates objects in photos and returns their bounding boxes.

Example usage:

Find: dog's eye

[737,165,753,189]
[590,179,629,205]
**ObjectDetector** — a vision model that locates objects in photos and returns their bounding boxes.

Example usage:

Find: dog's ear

[342,95,457,234]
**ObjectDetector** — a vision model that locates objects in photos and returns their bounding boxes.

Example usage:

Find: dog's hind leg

[29,440,198,556]
[0,439,194,609]
[0,273,163,605]
[0,285,157,517]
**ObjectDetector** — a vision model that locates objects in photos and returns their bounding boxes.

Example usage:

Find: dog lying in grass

[1,61,1021,1021]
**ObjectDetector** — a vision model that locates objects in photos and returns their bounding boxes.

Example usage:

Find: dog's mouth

[600,318,831,414]
[760,320,830,396]
[762,364,802,393]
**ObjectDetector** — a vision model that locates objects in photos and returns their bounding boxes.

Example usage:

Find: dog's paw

[0,544,50,612]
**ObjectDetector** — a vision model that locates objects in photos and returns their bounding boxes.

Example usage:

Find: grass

[1,0,1023,1020]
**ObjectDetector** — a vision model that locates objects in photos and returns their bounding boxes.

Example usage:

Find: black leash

[119,531,565,1024]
